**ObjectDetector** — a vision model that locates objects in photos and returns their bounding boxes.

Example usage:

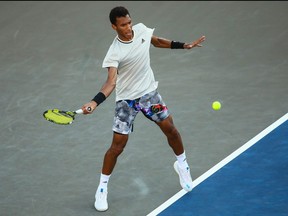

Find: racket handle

[75,107,92,114]
[76,109,84,114]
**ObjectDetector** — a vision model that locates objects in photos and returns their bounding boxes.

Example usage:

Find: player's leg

[156,115,184,155]
[139,90,185,156]
[95,100,138,212]
[139,90,193,192]
[102,132,129,175]
[94,132,128,212]
[156,115,193,192]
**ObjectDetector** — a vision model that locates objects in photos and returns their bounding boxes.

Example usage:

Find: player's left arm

[151,35,206,49]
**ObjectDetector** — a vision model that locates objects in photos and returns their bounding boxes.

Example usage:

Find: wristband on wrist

[171,41,185,49]
[92,92,106,106]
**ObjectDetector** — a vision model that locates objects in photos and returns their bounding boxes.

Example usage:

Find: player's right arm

[82,67,117,114]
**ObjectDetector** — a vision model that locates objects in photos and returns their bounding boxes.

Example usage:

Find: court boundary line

[147,112,288,216]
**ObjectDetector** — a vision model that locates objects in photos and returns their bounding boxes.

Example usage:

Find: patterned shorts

[112,90,170,134]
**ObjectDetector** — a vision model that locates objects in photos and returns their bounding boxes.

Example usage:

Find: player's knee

[108,146,124,156]
[168,127,180,139]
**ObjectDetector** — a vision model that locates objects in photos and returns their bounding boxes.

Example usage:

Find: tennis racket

[43,107,91,125]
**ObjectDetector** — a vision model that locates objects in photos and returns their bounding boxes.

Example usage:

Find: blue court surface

[148,113,288,216]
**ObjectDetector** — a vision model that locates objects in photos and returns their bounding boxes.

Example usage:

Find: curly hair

[109,6,130,25]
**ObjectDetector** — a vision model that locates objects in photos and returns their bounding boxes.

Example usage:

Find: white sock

[176,151,189,168]
[98,173,110,192]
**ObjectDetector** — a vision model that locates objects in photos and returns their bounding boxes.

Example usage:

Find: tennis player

[82,6,205,211]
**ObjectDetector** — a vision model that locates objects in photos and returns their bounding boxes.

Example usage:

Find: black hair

[109,6,130,25]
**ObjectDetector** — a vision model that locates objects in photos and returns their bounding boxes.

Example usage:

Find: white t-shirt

[102,23,158,101]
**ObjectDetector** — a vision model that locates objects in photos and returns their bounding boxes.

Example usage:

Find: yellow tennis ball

[212,101,221,110]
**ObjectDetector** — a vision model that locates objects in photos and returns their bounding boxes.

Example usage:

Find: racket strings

[43,109,75,125]
[58,111,75,118]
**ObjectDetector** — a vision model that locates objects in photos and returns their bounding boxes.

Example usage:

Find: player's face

[112,14,133,41]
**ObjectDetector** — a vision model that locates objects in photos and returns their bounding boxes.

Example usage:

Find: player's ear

[112,24,117,30]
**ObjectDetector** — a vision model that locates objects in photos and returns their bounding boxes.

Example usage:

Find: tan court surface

[1,1,288,216]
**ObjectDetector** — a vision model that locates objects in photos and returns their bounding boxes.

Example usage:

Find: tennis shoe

[174,161,193,192]
[94,188,108,212]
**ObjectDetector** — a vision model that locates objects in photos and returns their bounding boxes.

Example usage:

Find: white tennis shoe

[94,188,108,212]
[174,161,193,192]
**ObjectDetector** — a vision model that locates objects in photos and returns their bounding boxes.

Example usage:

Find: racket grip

[75,107,92,114]
[76,109,84,114]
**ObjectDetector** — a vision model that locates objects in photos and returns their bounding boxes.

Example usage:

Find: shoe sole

[95,207,108,212]
[95,202,108,212]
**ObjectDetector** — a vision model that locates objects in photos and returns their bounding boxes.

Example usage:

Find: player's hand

[184,35,206,49]
[81,101,97,115]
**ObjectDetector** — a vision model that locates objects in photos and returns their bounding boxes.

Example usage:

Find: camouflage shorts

[112,90,170,134]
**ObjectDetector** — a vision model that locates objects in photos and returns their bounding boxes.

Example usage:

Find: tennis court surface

[1,2,288,216]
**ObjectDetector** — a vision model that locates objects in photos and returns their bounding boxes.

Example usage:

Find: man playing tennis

[82,6,205,212]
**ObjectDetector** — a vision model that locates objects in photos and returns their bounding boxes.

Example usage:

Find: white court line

[147,113,288,216]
